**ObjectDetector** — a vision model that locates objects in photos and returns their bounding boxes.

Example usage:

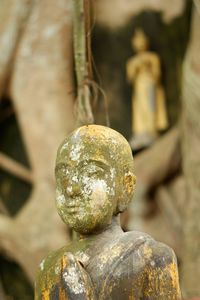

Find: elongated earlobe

[116,172,136,214]
[124,172,136,196]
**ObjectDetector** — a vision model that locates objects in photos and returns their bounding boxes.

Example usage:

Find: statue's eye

[61,177,69,187]
[81,165,104,176]
[91,168,105,178]
[56,164,70,179]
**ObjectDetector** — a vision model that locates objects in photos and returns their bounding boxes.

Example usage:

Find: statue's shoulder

[127,55,141,66]
[121,231,181,298]
[35,237,93,296]
[122,230,176,267]
[142,234,177,268]
[144,51,160,63]
[35,244,70,296]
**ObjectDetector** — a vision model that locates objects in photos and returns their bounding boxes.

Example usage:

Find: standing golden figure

[127,29,168,149]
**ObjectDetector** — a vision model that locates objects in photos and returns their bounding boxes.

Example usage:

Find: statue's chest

[84,239,145,299]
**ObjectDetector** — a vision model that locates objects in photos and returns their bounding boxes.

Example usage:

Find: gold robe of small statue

[127,29,168,149]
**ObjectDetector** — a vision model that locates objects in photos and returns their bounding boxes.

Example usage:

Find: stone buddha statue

[35,125,181,300]
[127,29,168,149]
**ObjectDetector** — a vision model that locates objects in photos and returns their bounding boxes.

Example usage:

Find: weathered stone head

[55,125,136,234]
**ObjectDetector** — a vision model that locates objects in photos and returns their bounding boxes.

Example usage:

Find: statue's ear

[124,171,136,196]
[116,172,136,213]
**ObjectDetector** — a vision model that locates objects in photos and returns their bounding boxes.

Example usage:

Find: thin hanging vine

[73,0,94,126]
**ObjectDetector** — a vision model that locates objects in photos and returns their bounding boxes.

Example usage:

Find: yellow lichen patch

[99,280,115,300]
[98,243,123,269]
[143,245,153,259]
[61,254,68,270]
[42,289,50,300]
[144,267,165,298]
[124,172,136,194]
[144,258,181,299]
[59,287,68,300]
[167,262,181,298]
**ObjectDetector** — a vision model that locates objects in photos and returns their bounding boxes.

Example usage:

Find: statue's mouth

[66,207,80,214]
[66,202,77,207]
[65,200,83,213]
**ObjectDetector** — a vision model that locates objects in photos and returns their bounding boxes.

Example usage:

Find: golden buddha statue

[35,125,181,300]
[127,29,168,149]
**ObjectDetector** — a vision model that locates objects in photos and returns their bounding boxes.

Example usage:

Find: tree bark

[0,152,33,183]
[0,0,33,97]
[181,2,200,297]
[0,0,75,282]
[134,127,181,194]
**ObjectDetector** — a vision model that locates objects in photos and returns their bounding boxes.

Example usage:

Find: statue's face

[56,139,119,234]
[132,30,148,52]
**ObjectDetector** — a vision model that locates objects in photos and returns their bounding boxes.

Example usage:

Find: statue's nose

[72,183,81,196]
[66,180,81,197]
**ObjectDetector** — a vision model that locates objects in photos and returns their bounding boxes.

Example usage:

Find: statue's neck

[79,215,123,241]
[74,216,124,267]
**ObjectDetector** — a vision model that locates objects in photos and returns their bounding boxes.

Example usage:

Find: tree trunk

[181,2,200,297]
[0,0,33,97]
[0,0,75,282]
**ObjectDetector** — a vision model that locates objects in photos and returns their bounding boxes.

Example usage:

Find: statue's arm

[126,58,139,82]
[149,54,161,81]
[143,242,181,299]
[35,252,96,300]
[60,252,96,299]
